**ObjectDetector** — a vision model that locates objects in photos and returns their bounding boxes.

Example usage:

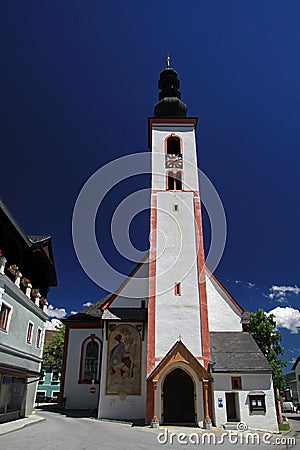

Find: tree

[248,309,287,391]
[43,323,65,372]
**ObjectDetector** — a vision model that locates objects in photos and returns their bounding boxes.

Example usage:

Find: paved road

[1,410,299,450]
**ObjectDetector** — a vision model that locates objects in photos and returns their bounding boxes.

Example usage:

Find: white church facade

[61,64,278,432]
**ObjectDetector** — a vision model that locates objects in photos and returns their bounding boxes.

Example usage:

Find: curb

[0,414,45,436]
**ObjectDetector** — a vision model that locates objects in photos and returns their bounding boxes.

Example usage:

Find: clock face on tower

[165,154,183,169]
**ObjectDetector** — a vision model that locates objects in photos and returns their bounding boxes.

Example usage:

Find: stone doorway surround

[146,340,212,427]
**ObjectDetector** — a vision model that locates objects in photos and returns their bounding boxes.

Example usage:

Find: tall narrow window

[174,282,181,296]
[39,371,45,384]
[36,328,42,348]
[51,371,60,383]
[84,341,99,381]
[167,136,181,154]
[0,303,11,332]
[167,171,182,191]
[167,171,175,190]
[175,172,182,190]
[26,322,34,344]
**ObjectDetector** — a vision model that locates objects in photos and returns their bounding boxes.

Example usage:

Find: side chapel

[61,63,278,432]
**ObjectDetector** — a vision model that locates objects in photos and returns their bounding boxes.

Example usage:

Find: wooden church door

[163,369,195,424]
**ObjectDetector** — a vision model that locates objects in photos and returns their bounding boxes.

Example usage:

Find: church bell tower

[146,59,212,424]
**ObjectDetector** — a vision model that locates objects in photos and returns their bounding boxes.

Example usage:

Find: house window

[0,302,11,332]
[167,136,181,155]
[231,376,242,390]
[36,391,46,403]
[39,371,45,384]
[52,392,60,400]
[249,395,266,414]
[51,371,60,383]
[173,204,179,212]
[36,328,42,348]
[26,322,34,344]
[298,375,300,382]
[174,282,181,296]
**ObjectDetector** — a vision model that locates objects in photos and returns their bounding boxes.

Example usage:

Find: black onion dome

[154,68,188,117]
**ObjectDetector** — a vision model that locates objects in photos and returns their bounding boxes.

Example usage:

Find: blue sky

[1,1,299,370]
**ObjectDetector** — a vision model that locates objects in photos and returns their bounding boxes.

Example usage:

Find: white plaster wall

[98,324,147,420]
[156,363,204,425]
[155,191,202,358]
[151,124,199,192]
[64,328,103,409]
[213,373,278,432]
[111,262,149,308]
[206,274,242,331]
[25,378,38,416]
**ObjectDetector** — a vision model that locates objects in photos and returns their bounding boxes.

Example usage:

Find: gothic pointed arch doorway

[163,368,195,424]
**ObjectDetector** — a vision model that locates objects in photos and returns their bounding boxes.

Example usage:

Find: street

[1,410,299,450]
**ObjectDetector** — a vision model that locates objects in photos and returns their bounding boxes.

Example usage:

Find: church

[60,62,278,432]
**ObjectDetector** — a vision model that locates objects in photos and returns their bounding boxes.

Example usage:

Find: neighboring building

[36,370,60,403]
[285,372,299,402]
[61,63,278,432]
[0,199,57,423]
[36,330,61,403]
[292,358,300,401]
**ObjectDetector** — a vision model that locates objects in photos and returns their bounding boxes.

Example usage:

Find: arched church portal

[162,368,195,424]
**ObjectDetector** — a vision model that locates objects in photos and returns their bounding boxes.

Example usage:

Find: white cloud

[268,307,300,334]
[246,282,256,289]
[45,318,62,330]
[267,285,300,304]
[276,297,288,305]
[235,280,241,284]
[268,285,300,299]
[70,310,78,315]
[45,304,67,319]
[83,302,93,307]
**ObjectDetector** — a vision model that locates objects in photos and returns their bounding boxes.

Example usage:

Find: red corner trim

[194,197,210,370]
[147,193,157,376]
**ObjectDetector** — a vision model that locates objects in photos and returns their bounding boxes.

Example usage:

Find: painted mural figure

[109,334,130,380]
[106,323,141,395]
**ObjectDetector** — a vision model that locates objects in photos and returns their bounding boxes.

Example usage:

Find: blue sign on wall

[218,398,223,407]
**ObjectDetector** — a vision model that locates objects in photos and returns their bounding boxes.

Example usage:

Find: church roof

[210,332,272,373]
[28,235,51,243]
[292,356,300,371]
[63,296,147,323]
[63,295,112,322]
[102,308,147,321]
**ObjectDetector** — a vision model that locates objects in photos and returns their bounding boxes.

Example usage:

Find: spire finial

[166,52,171,69]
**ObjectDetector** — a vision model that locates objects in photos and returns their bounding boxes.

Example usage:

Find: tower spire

[166,52,171,69]
[154,58,188,118]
